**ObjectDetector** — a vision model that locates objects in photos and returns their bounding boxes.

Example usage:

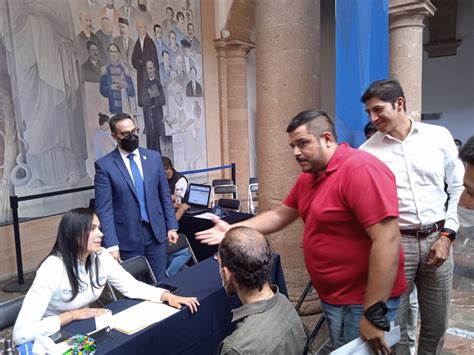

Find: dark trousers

[120,221,167,282]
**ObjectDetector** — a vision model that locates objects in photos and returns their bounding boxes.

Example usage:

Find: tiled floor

[1,228,473,353]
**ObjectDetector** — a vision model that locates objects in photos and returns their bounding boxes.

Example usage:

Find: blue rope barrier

[179,164,233,175]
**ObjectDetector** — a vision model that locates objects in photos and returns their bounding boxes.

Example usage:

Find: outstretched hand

[160,293,200,313]
[195,217,231,245]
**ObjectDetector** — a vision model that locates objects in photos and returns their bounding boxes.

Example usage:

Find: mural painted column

[389,0,436,121]
[256,0,321,268]
[215,39,254,198]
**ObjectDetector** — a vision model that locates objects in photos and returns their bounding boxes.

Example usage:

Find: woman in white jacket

[13,208,199,344]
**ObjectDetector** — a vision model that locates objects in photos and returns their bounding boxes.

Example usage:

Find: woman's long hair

[49,208,104,301]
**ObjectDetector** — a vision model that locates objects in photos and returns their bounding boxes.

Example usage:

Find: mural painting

[0,0,207,223]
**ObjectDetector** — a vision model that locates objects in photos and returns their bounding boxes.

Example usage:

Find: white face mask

[220,268,236,297]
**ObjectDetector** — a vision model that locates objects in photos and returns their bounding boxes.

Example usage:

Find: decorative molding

[389,0,436,29]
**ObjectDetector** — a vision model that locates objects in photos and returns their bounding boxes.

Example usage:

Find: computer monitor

[185,183,211,208]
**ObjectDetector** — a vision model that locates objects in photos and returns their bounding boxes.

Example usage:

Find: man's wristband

[440,228,456,242]
[364,301,390,331]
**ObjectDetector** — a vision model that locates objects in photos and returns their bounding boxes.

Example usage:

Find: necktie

[127,153,149,222]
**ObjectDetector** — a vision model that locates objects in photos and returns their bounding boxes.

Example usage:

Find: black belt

[400,220,444,238]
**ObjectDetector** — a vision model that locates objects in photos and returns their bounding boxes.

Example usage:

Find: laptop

[184,183,211,216]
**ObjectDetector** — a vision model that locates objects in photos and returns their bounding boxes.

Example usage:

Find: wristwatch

[440,228,456,242]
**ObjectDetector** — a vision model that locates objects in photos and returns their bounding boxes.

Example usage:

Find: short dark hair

[162,156,173,170]
[169,30,176,38]
[177,11,185,21]
[108,42,120,53]
[166,6,174,14]
[286,109,337,141]
[364,121,377,139]
[361,79,406,111]
[162,49,169,57]
[153,24,162,32]
[459,135,474,165]
[187,23,194,30]
[109,113,133,133]
[98,112,110,126]
[86,40,98,51]
[190,66,197,75]
[218,227,273,292]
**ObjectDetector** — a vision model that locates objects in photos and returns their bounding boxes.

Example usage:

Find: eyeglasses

[116,128,140,137]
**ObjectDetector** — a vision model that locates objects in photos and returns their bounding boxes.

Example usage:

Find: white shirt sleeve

[13,257,63,345]
[101,251,167,302]
[442,129,465,231]
[175,177,188,196]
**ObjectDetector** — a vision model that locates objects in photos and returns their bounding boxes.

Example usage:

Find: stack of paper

[111,301,179,335]
[330,325,400,354]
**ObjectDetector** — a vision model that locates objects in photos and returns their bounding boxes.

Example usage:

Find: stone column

[256,0,321,268]
[389,0,436,121]
[214,39,254,199]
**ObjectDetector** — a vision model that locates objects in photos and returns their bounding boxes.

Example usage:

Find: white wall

[422,0,474,144]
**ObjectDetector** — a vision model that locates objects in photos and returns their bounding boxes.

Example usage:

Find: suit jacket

[132,33,159,107]
[186,80,203,97]
[81,58,103,83]
[113,35,135,68]
[94,147,178,252]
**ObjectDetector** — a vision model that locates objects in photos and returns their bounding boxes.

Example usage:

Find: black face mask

[120,133,139,152]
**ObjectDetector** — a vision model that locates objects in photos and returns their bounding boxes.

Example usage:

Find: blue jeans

[321,297,401,350]
[166,248,192,277]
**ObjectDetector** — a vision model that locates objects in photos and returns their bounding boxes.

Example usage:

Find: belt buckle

[416,222,437,238]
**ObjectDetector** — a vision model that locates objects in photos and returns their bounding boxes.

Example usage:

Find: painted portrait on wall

[0,0,206,222]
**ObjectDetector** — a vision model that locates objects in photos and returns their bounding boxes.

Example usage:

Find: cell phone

[49,329,72,344]
[88,326,114,346]
[156,283,179,294]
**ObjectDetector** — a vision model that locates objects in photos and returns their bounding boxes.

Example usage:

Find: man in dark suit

[132,18,159,109]
[94,113,178,280]
[185,66,202,97]
[81,40,103,83]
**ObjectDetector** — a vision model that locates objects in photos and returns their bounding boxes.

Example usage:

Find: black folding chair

[166,233,198,265]
[0,296,24,331]
[107,256,158,302]
[295,280,326,355]
[217,198,241,212]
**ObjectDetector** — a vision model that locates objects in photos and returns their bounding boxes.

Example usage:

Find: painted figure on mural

[167,30,183,67]
[97,0,121,34]
[153,24,169,65]
[95,17,114,61]
[76,11,106,68]
[185,23,201,54]
[94,112,116,160]
[186,66,202,97]
[181,39,196,74]
[81,40,103,83]
[172,11,187,44]
[113,17,135,72]
[100,43,135,114]
[159,50,174,88]
[161,6,176,38]
[2,0,88,188]
[131,18,159,110]
[142,60,166,152]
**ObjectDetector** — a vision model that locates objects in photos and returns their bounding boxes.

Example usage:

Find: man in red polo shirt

[196,110,406,354]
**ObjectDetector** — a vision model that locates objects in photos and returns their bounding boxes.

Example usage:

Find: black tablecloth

[64,254,287,354]
[178,211,254,261]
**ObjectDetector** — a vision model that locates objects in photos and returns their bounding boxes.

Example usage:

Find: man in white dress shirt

[360,79,464,354]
